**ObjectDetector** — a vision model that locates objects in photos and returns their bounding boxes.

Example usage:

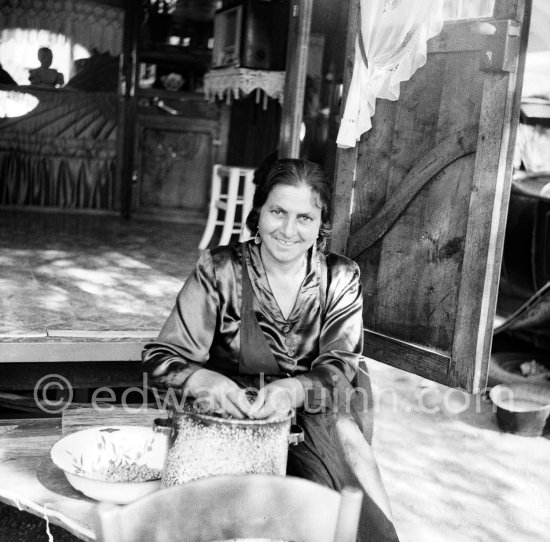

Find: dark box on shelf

[212,0,290,71]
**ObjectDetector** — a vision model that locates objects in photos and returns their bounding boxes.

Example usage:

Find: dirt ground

[0,502,79,542]
[367,359,550,542]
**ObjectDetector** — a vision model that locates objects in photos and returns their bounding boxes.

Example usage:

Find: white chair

[95,474,363,542]
[198,164,256,250]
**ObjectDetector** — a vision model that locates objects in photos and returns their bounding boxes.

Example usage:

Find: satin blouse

[142,241,364,409]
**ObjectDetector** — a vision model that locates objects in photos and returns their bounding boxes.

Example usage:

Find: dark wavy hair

[245,158,332,250]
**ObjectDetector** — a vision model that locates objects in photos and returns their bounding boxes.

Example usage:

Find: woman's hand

[248,378,305,420]
[182,369,252,419]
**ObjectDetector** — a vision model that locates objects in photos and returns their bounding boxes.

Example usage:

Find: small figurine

[29,47,64,88]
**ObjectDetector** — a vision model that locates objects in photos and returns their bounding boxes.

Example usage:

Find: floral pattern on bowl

[50,426,168,503]
[65,427,159,481]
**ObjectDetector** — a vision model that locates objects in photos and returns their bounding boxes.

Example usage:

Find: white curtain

[337,0,444,148]
[442,0,495,20]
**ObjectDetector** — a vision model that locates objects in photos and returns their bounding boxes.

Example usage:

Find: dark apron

[238,244,282,376]
[238,245,400,542]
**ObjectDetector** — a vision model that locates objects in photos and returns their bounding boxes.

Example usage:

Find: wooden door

[331,0,531,393]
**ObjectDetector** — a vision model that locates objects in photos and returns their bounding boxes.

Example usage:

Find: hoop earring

[316,236,326,252]
[254,229,261,244]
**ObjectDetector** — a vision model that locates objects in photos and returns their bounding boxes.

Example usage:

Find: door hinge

[471,19,521,73]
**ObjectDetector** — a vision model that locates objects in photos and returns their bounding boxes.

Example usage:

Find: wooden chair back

[95,474,362,542]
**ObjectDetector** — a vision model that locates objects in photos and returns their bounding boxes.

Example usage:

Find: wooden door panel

[140,128,212,210]
[135,112,229,215]
[356,129,477,346]
[332,0,530,393]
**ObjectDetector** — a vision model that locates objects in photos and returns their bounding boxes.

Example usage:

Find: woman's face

[258,182,322,266]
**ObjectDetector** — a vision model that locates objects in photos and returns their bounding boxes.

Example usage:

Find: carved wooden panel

[140,128,211,210]
[136,114,228,214]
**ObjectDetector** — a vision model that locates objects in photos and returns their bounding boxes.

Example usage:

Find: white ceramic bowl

[50,425,168,504]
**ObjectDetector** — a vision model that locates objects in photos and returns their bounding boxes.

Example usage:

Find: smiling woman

[253,166,324,318]
[143,158,401,542]
[257,185,321,320]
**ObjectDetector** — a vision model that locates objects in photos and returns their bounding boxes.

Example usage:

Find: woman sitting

[143,158,400,542]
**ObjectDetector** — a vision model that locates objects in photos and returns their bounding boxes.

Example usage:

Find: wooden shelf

[136,88,206,100]
[138,44,212,69]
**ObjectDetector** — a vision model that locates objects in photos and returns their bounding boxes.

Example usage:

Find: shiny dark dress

[143,241,400,542]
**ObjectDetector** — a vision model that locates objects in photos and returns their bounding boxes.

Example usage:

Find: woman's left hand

[248,378,305,420]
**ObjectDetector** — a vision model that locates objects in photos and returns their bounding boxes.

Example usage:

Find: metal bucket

[490,383,550,437]
[154,406,303,487]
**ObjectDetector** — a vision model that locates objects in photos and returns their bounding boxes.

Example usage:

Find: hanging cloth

[337,0,445,148]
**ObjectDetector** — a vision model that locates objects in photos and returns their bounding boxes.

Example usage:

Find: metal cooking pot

[154,404,303,487]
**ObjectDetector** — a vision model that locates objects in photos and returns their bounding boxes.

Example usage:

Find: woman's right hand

[182,369,251,419]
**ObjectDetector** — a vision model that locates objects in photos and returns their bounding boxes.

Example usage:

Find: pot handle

[288,424,304,446]
[153,417,171,436]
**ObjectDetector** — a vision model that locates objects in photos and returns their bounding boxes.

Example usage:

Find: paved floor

[0,209,204,335]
